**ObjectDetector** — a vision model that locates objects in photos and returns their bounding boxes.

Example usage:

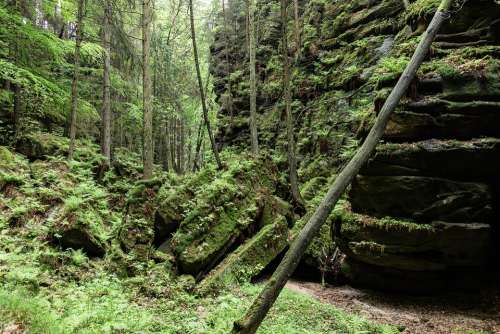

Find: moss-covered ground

[0,136,399,334]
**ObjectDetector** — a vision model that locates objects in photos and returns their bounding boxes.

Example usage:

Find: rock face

[210,0,500,291]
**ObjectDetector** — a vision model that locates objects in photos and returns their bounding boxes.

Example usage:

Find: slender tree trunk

[13,84,21,137]
[192,119,204,171]
[293,0,301,59]
[222,0,234,118]
[142,0,154,179]
[101,0,112,164]
[186,125,192,171]
[248,0,259,155]
[179,117,185,174]
[68,0,85,160]
[170,117,176,172]
[231,1,453,333]
[281,0,303,206]
[189,0,223,169]
[164,118,171,172]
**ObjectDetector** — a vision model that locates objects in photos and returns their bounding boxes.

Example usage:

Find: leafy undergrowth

[0,138,399,334]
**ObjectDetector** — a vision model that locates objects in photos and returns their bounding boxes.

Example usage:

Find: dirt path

[285,280,500,333]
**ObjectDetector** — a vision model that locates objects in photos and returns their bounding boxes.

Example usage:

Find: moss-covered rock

[15,132,69,160]
[170,156,279,275]
[196,215,289,295]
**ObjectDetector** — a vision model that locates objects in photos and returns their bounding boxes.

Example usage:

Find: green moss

[197,216,289,295]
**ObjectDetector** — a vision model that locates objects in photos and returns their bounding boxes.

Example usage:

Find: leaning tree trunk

[68,0,85,160]
[189,0,223,169]
[231,0,454,333]
[142,0,154,179]
[281,0,303,206]
[248,0,259,155]
[193,69,211,171]
[101,0,112,165]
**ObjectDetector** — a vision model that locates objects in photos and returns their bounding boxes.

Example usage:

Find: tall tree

[142,0,154,179]
[281,0,303,206]
[248,0,259,154]
[68,0,86,160]
[188,0,223,169]
[101,0,112,164]
[293,0,300,59]
[231,0,454,332]
[222,0,233,118]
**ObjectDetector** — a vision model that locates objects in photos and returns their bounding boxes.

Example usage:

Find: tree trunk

[67,0,85,160]
[163,118,171,172]
[231,1,453,333]
[142,0,154,179]
[179,117,185,174]
[189,0,223,169]
[293,0,301,59]
[101,0,112,164]
[281,0,304,206]
[170,117,176,172]
[12,84,21,137]
[222,0,234,118]
[192,119,204,171]
[248,0,259,155]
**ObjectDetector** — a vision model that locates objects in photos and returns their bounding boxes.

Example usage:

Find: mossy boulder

[170,156,279,276]
[15,132,69,160]
[196,215,289,295]
[0,146,29,191]
[118,179,163,260]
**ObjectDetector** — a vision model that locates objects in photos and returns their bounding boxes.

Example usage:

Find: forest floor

[286,280,500,334]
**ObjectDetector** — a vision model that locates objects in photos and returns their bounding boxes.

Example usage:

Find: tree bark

[281,0,304,206]
[231,1,453,333]
[163,118,171,172]
[248,0,259,155]
[293,0,301,59]
[12,84,22,137]
[101,0,112,164]
[222,0,234,118]
[189,0,223,169]
[142,0,154,179]
[67,0,85,160]
[192,119,204,172]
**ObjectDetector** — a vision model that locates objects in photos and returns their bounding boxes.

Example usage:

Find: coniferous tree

[281,0,303,206]
[68,0,86,160]
[101,0,112,165]
[189,0,222,170]
[248,0,258,155]
[142,0,154,179]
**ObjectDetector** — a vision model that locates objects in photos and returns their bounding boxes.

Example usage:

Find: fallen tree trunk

[231,0,454,333]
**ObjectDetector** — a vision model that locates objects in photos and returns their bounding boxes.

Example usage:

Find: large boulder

[170,157,282,276]
[15,132,69,160]
[196,215,289,295]
[349,175,493,223]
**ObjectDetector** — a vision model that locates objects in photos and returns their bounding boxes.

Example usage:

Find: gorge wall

[210,0,500,292]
